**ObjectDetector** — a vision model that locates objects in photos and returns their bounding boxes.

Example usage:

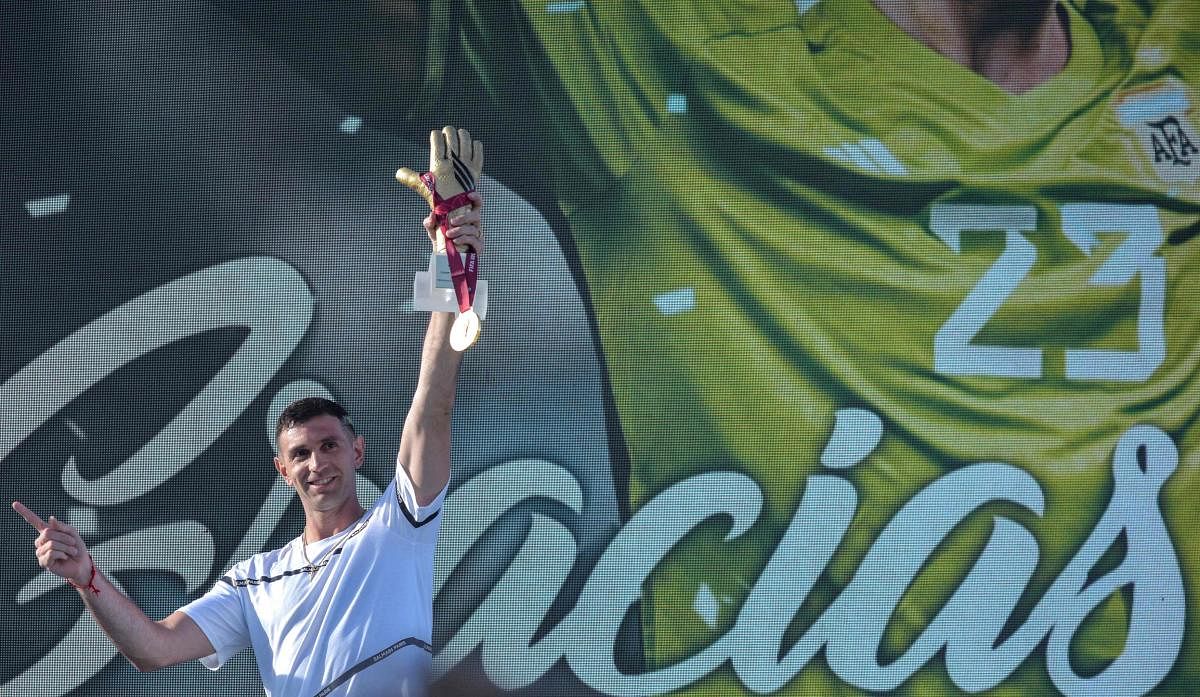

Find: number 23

[931,203,1166,382]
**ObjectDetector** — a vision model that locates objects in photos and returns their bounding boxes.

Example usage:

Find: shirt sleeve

[177,573,252,670]
[374,464,446,545]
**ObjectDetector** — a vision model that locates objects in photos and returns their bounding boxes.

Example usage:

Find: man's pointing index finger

[11,501,48,532]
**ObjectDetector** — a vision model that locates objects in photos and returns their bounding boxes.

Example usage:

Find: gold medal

[450,309,481,351]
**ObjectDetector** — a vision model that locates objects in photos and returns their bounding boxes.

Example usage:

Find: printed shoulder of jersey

[691,14,832,159]
[467,1,808,211]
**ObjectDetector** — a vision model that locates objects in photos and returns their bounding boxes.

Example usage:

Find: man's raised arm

[397,191,484,506]
[395,127,485,506]
[10,501,215,672]
[397,308,465,507]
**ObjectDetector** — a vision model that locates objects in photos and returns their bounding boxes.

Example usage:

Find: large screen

[3,1,1198,695]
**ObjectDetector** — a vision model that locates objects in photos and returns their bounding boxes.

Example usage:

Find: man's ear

[273,455,290,484]
[354,435,365,468]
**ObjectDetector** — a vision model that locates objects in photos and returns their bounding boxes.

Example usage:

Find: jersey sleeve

[373,463,446,545]
[176,573,251,670]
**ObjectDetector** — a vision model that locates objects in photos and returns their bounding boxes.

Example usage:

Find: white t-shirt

[180,469,444,697]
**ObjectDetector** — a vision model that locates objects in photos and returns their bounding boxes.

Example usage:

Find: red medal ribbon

[421,172,477,314]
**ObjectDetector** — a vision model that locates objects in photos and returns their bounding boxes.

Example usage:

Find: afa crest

[1115,80,1200,184]
[1147,115,1198,168]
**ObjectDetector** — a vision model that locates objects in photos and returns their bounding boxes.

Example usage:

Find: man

[2,4,621,691]
[421,1,1199,695]
[11,128,486,696]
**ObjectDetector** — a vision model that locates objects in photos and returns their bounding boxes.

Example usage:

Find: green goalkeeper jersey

[458,0,1200,694]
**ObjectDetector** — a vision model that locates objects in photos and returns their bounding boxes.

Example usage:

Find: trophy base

[413,252,488,318]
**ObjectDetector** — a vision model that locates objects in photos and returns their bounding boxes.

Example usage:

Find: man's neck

[871,0,1070,94]
[303,501,366,543]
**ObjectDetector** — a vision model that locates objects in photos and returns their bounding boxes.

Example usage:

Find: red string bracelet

[67,554,100,595]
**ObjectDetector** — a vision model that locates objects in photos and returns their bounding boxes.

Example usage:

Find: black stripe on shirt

[222,518,371,587]
[312,636,432,697]
[395,482,440,529]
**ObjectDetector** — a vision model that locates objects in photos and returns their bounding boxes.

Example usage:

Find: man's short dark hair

[275,397,356,442]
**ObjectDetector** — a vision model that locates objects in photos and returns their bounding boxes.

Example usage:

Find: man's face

[274,414,364,515]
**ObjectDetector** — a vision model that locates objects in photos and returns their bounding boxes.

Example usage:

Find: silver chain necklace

[300,511,368,576]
